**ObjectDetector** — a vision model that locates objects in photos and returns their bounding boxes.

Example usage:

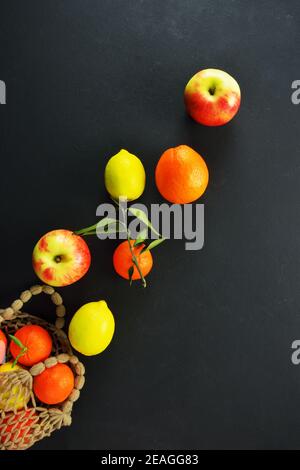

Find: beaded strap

[0,285,66,330]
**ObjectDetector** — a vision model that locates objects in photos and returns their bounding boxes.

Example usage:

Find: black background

[0,0,300,450]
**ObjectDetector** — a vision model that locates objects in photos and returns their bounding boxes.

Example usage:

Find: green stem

[9,334,28,368]
[75,201,148,288]
[11,348,27,368]
[116,203,146,288]
[127,232,147,288]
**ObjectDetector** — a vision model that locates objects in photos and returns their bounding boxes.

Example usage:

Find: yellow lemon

[0,362,30,411]
[68,301,115,356]
[104,149,146,201]
[0,362,22,373]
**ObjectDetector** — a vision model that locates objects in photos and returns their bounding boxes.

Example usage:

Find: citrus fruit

[0,362,30,410]
[33,363,74,405]
[10,325,52,367]
[0,409,37,448]
[155,145,209,204]
[69,300,115,356]
[0,362,22,373]
[113,240,153,281]
[104,149,146,201]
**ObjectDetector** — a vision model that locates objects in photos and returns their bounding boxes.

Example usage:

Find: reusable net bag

[0,285,85,450]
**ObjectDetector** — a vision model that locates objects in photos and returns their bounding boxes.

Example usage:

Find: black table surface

[1,0,300,450]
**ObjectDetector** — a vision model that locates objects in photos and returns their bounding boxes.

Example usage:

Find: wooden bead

[51,292,63,306]
[30,285,42,295]
[75,375,85,390]
[11,299,23,311]
[62,401,73,413]
[45,357,57,368]
[69,355,79,365]
[3,308,14,320]
[56,305,66,317]
[55,318,65,329]
[57,353,69,363]
[42,285,55,295]
[75,362,85,376]
[20,290,32,303]
[69,389,80,402]
[30,362,45,376]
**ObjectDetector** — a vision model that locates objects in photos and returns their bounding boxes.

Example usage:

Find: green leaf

[76,218,125,236]
[97,218,119,229]
[9,334,24,349]
[142,237,166,252]
[134,228,148,246]
[96,222,127,235]
[128,207,160,237]
[74,223,98,235]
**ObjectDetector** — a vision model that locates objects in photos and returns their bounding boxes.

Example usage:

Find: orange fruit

[33,363,74,405]
[10,325,52,367]
[113,240,153,281]
[155,145,209,204]
[0,409,37,448]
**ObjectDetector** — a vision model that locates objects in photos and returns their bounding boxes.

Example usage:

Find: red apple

[184,68,241,126]
[32,229,91,287]
[0,330,7,364]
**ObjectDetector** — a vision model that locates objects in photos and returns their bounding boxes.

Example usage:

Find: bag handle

[0,285,66,330]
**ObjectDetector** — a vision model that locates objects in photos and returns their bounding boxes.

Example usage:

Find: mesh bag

[0,285,85,450]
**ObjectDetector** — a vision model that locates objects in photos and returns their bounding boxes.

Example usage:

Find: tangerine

[33,363,74,405]
[155,145,209,204]
[113,240,153,281]
[10,325,52,367]
[0,409,37,448]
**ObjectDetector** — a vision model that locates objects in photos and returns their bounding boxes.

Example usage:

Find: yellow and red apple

[184,68,241,126]
[32,229,91,287]
[0,330,7,364]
